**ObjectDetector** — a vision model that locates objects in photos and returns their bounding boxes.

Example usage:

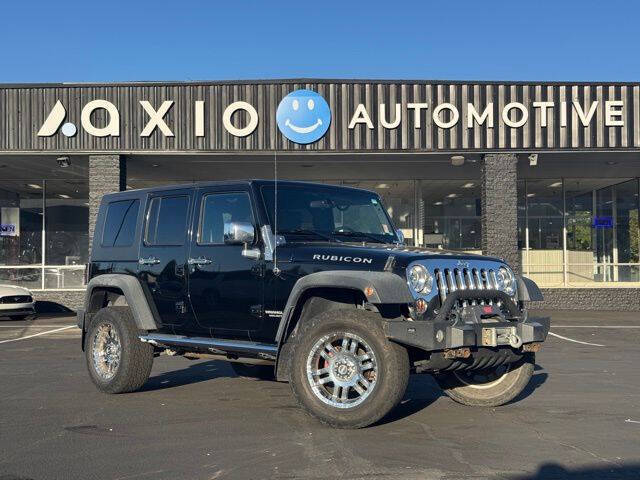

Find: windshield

[261,184,398,243]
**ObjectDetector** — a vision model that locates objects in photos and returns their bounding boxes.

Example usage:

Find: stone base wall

[32,291,84,313]
[532,288,640,311]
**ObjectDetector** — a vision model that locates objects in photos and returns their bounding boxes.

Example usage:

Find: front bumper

[384,316,550,352]
[0,303,36,316]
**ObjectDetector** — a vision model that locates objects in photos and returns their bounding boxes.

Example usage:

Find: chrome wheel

[306,332,378,409]
[92,323,121,381]
[453,364,512,390]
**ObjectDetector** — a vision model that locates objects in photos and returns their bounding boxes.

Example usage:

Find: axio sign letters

[37,89,627,145]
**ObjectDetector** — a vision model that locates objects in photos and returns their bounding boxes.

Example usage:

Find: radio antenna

[273,150,280,276]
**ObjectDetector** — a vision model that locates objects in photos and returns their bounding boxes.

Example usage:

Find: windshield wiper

[280,229,341,242]
[332,231,387,244]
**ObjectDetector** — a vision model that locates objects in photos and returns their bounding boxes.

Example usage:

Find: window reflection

[520,177,640,286]
[0,178,88,291]
[420,180,481,252]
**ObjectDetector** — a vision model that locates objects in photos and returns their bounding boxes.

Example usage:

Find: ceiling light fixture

[56,156,71,168]
[527,193,536,197]
[461,182,475,188]
[58,194,71,199]
[548,182,562,188]
[376,183,389,189]
[27,183,42,189]
[451,155,465,167]
[434,201,443,206]
[446,193,458,198]
[606,161,618,166]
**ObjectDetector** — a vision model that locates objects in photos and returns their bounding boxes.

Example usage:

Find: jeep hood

[284,242,503,269]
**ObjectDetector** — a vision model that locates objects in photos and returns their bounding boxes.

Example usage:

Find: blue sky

[1,0,637,83]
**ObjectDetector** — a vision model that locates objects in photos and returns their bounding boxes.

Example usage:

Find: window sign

[0,224,17,236]
[593,216,614,228]
[0,207,20,237]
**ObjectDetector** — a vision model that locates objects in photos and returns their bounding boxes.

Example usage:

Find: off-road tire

[85,306,154,394]
[230,362,275,380]
[289,309,409,429]
[434,353,535,407]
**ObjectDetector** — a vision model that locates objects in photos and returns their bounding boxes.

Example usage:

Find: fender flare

[274,270,413,345]
[82,274,158,331]
[517,275,544,302]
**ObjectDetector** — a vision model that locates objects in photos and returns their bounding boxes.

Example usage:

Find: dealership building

[0,79,639,311]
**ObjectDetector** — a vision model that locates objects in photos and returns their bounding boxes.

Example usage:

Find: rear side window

[145,195,190,246]
[102,199,140,247]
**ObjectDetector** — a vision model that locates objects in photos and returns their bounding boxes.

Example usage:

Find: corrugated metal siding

[1,81,639,152]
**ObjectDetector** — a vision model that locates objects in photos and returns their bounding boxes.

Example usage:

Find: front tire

[289,309,409,429]
[434,353,535,407]
[85,306,154,394]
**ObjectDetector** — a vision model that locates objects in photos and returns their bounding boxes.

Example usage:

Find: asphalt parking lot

[1,310,639,480]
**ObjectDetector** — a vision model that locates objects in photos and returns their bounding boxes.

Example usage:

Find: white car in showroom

[0,285,36,320]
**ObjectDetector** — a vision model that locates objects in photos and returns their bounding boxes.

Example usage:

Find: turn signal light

[415,298,427,314]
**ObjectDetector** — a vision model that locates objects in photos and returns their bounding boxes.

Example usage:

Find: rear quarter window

[144,195,190,246]
[102,199,140,247]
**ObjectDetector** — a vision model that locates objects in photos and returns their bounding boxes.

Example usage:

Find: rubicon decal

[312,254,373,264]
[276,90,331,144]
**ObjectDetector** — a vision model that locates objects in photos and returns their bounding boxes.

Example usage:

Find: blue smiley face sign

[276,89,331,144]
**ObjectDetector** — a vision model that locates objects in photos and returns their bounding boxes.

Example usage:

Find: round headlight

[497,266,516,296]
[408,264,433,294]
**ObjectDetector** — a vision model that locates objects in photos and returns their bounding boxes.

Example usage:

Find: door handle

[139,256,160,265]
[188,257,213,266]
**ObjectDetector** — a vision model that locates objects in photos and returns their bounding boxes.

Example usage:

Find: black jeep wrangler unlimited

[78,180,549,428]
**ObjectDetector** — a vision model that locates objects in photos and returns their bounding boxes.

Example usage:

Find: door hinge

[251,263,266,278]
[250,304,264,317]
[175,301,188,314]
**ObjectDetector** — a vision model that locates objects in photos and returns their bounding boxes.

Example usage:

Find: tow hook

[443,347,471,359]
[508,333,523,348]
[522,342,542,352]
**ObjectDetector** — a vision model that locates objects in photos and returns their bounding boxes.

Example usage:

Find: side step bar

[139,333,278,360]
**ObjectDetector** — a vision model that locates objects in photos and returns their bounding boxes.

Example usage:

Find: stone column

[481,154,519,272]
[89,155,126,253]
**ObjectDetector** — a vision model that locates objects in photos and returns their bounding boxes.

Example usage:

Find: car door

[137,188,194,328]
[187,187,263,337]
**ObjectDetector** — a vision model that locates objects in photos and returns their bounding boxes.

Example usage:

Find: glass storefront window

[342,181,416,245]
[520,177,640,287]
[420,180,481,252]
[0,181,43,266]
[0,179,88,291]
[45,180,89,265]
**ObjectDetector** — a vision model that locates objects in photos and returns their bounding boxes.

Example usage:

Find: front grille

[0,295,32,304]
[434,267,499,307]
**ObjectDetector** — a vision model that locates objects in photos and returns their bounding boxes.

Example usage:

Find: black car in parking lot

[78,180,549,428]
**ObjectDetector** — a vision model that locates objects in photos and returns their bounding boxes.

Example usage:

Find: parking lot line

[550,325,640,328]
[0,325,76,344]
[547,331,605,347]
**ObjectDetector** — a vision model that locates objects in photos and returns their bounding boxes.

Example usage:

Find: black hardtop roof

[105,180,376,198]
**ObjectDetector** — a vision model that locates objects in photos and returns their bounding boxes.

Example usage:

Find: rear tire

[289,309,409,429]
[434,353,535,407]
[230,362,275,380]
[85,306,154,394]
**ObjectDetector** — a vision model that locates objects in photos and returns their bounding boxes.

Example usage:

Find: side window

[145,195,190,246]
[102,199,140,247]
[198,192,254,245]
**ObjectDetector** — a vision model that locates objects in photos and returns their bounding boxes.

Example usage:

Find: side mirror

[395,229,405,245]
[224,221,255,245]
